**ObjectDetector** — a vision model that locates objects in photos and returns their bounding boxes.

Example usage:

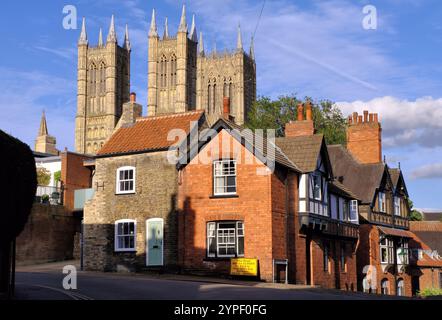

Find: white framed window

[213,160,237,196]
[378,192,386,213]
[350,200,359,223]
[380,237,394,264]
[207,221,244,258]
[397,239,409,265]
[115,219,136,252]
[394,196,401,216]
[116,166,136,194]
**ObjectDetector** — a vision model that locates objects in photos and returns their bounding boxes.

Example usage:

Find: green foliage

[37,167,51,186]
[418,288,442,297]
[408,199,423,221]
[41,194,50,203]
[245,95,347,145]
[54,170,61,184]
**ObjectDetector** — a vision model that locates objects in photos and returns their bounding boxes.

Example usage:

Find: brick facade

[83,151,179,272]
[357,225,412,296]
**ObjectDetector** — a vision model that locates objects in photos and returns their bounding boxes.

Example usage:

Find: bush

[37,167,51,186]
[418,288,442,297]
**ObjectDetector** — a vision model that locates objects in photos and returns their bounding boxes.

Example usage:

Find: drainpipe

[285,172,290,284]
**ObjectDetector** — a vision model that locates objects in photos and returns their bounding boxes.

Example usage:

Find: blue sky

[1,0,442,209]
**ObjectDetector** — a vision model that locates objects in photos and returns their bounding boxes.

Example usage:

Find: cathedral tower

[75,16,131,154]
[147,6,256,125]
[147,6,198,116]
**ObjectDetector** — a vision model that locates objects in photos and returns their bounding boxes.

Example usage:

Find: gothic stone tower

[75,16,131,154]
[147,6,256,125]
[35,111,58,155]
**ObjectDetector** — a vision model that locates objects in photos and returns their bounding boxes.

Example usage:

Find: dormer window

[378,192,386,213]
[116,166,136,194]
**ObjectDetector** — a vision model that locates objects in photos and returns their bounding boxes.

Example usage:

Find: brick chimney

[115,92,142,129]
[347,110,382,164]
[223,97,230,119]
[285,102,315,137]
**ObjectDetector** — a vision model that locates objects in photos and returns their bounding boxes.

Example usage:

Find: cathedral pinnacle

[107,15,117,43]
[98,28,103,47]
[163,17,169,39]
[178,4,187,33]
[149,9,158,37]
[38,110,48,136]
[250,36,255,60]
[124,24,131,51]
[189,14,197,42]
[78,17,88,45]
[237,23,243,51]
[199,32,204,55]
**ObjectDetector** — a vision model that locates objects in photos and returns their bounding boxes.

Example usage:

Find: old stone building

[147,5,256,125]
[75,17,131,155]
[83,111,206,272]
[35,111,58,156]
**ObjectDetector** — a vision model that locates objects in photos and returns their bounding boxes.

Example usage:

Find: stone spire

[38,111,48,136]
[163,17,169,39]
[78,17,88,45]
[189,14,197,42]
[124,24,131,50]
[237,23,243,51]
[249,36,255,59]
[149,9,158,37]
[107,15,117,43]
[98,28,103,47]
[198,32,204,55]
[178,4,187,33]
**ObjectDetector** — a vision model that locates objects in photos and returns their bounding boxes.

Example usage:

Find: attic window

[378,192,386,213]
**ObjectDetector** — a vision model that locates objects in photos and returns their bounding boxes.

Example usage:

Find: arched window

[160,55,167,88]
[86,143,91,154]
[116,166,136,194]
[89,63,97,96]
[212,79,217,114]
[381,278,390,295]
[99,62,106,96]
[170,54,177,87]
[207,83,212,113]
[397,279,404,296]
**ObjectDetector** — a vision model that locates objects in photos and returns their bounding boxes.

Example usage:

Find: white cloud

[411,163,442,180]
[337,96,442,149]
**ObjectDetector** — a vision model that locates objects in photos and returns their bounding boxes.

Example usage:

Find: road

[14,262,405,300]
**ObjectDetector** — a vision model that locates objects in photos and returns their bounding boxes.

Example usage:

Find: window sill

[114,250,137,253]
[209,194,239,199]
[115,192,136,196]
[204,257,244,262]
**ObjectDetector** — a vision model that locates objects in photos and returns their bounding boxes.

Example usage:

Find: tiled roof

[378,226,414,238]
[408,226,442,267]
[410,222,442,256]
[389,168,400,187]
[275,134,324,172]
[421,212,442,221]
[329,181,359,200]
[327,145,386,204]
[97,111,205,156]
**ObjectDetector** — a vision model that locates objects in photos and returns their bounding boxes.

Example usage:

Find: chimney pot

[363,110,369,122]
[348,115,353,125]
[358,115,363,123]
[297,103,304,121]
[374,113,378,123]
[130,92,136,103]
[352,112,358,123]
[369,113,374,122]
[223,97,230,119]
[305,101,312,121]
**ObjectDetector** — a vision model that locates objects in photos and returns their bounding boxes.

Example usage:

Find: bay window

[397,239,409,265]
[350,200,359,223]
[380,237,394,264]
[213,160,237,196]
[207,221,244,258]
[313,174,322,200]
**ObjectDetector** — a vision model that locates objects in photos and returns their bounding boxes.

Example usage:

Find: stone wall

[16,203,80,265]
[83,151,179,272]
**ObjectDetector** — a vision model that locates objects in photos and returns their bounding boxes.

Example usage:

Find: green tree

[408,199,423,221]
[54,170,61,185]
[36,167,51,186]
[246,95,347,145]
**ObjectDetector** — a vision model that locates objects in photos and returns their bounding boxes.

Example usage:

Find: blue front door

[146,219,163,266]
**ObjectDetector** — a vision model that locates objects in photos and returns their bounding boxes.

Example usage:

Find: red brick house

[328,111,414,296]
[177,102,359,290]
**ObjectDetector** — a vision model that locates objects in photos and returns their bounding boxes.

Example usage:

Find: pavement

[14,260,410,300]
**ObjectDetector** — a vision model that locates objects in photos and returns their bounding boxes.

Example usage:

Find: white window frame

[206,221,244,258]
[313,174,322,201]
[394,196,401,216]
[397,279,404,296]
[350,200,359,223]
[114,219,137,252]
[378,192,386,213]
[381,279,390,295]
[380,237,394,264]
[116,166,136,194]
[397,239,409,265]
[213,160,237,196]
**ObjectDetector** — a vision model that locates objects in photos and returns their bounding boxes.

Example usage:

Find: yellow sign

[230,258,258,276]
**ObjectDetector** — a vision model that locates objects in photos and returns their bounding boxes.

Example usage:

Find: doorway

[146,218,164,266]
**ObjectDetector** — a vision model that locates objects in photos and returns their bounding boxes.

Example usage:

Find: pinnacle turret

[124,24,131,50]
[178,4,187,33]
[78,17,88,45]
[98,28,103,46]
[107,15,117,43]
[189,14,197,42]
[237,23,243,51]
[149,9,158,37]
[199,32,204,55]
[163,17,169,39]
